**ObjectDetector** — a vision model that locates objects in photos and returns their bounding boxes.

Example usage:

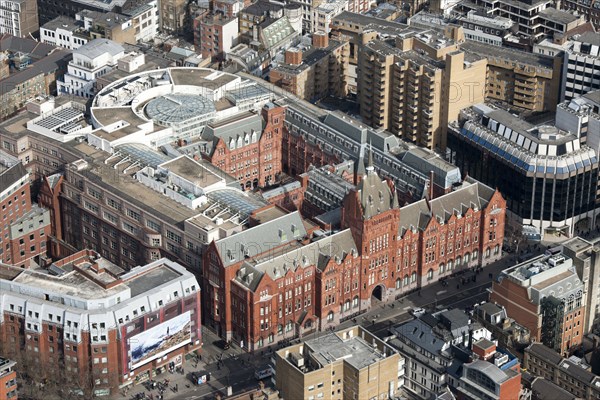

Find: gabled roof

[215,211,307,268]
[357,150,395,219]
[398,199,430,236]
[234,229,357,291]
[203,112,263,152]
[526,343,563,365]
[429,181,492,223]
[0,35,56,59]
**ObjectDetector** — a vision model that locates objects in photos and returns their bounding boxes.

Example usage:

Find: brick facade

[203,165,505,350]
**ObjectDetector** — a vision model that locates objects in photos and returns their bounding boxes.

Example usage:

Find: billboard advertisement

[128,311,191,370]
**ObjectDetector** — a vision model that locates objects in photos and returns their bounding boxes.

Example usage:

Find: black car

[214,339,231,350]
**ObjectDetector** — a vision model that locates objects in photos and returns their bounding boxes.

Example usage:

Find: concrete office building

[274,326,404,400]
[0,0,38,38]
[455,0,554,40]
[0,251,201,397]
[562,32,600,102]
[447,104,599,239]
[461,41,562,112]
[560,0,600,30]
[491,252,586,354]
[40,16,89,50]
[57,39,125,98]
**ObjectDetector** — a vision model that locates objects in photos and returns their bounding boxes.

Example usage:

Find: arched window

[257,337,263,347]
[327,311,334,322]
[410,272,417,283]
[456,256,462,266]
[448,260,453,270]
[464,253,470,264]
[472,250,478,261]
[439,263,445,274]
[427,269,434,280]
[344,300,351,312]
[486,248,491,258]
[403,275,409,286]
[395,278,401,289]
[277,324,283,334]
[494,245,500,255]
[352,296,359,308]
[304,319,312,329]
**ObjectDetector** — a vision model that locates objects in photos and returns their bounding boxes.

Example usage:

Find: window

[126,209,141,222]
[166,230,182,244]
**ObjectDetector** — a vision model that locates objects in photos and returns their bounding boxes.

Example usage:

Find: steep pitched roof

[398,199,430,236]
[357,149,395,219]
[429,181,492,223]
[234,229,358,291]
[215,211,307,268]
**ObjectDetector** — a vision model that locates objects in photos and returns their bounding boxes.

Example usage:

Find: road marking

[403,306,411,310]
[436,290,447,295]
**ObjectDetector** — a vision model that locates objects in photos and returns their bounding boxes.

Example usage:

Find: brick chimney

[285,49,302,65]
[313,31,329,48]
[429,170,435,200]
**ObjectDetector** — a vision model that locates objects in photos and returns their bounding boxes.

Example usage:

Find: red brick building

[203,156,505,350]
[203,104,286,189]
[0,251,201,397]
[0,161,51,268]
[0,358,17,400]
[491,252,585,355]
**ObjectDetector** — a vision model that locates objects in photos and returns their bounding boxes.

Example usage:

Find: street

[123,248,546,400]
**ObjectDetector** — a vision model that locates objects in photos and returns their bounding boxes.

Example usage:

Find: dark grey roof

[538,8,580,24]
[575,31,600,47]
[0,35,56,59]
[42,16,81,32]
[358,164,395,219]
[476,302,505,317]
[526,343,563,365]
[1,50,71,89]
[393,318,445,355]
[235,229,357,291]
[559,359,597,384]
[333,11,408,30]
[398,198,430,235]
[242,0,284,16]
[531,377,576,400]
[203,112,263,149]
[461,41,555,69]
[0,163,28,192]
[215,211,307,268]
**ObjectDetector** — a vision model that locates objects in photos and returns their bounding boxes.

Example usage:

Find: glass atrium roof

[145,94,215,125]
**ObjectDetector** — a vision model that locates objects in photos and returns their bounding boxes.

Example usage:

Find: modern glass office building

[448,104,599,239]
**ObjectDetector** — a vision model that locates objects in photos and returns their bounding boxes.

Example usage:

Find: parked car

[214,339,230,350]
[410,307,426,317]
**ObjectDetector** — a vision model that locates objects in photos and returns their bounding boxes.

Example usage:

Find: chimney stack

[429,170,435,200]
[285,49,303,65]
[313,31,329,48]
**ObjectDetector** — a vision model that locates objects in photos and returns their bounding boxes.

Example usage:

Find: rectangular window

[166,230,182,244]
[126,209,141,222]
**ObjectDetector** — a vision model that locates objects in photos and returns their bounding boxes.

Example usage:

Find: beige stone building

[358,27,487,151]
[274,326,405,400]
[462,41,562,112]
[269,32,349,101]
